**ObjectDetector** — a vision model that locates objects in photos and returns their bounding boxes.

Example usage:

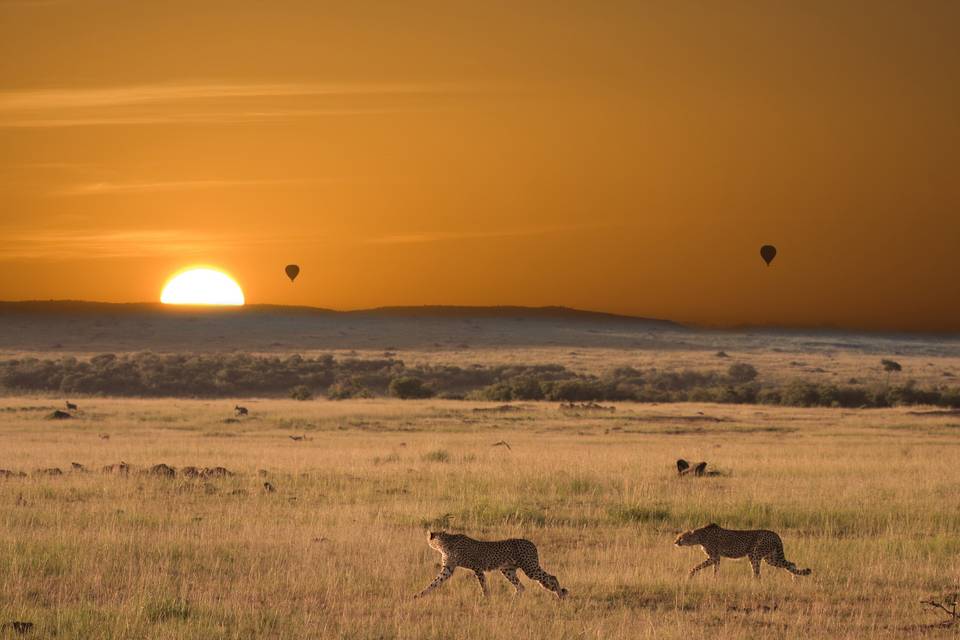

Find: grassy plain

[2,397,960,639]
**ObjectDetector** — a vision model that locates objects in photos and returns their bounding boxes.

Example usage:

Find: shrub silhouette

[327,378,372,400]
[289,385,313,401]
[727,363,758,383]
[389,376,434,399]
[1,352,957,408]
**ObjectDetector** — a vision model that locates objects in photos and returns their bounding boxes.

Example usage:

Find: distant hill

[1,300,956,357]
[342,305,677,326]
[0,300,679,327]
[0,300,685,353]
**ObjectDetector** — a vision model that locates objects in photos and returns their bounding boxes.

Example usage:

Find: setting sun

[160,268,245,306]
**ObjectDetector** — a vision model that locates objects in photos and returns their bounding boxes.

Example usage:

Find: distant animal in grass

[70,462,87,472]
[0,469,27,479]
[263,481,276,493]
[34,467,63,476]
[234,405,249,416]
[102,461,130,474]
[559,401,615,412]
[491,440,512,451]
[1,621,34,634]
[99,433,110,440]
[201,466,233,478]
[289,435,306,441]
[415,532,568,600]
[181,466,201,478]
[675,523,811,579]
[47,410,72,420]
[148,463,176,478]
[65,401,78,411]
[676,459,715,477]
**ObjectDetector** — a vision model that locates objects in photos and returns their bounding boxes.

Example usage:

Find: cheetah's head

[674,523,718,547]
[427,531,449,552]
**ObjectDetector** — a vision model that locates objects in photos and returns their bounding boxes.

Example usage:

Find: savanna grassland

[2,397,960,639]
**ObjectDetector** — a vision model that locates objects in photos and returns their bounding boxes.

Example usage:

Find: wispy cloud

[0,0,68,6]
[0,107,436,128]
[0,81,470,128]
[0,229,325,261]
[0,82,457,111]
[364,227,580,245]
[0,225,587,261]
[57,178,312,196]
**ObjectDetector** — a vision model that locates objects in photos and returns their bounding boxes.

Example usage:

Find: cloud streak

[0,107,440,128]
[57,178,312,196]
[0,82,472,128]
[0,229,325,261]
[364,226,589,245]
[0,223,597,261]
[0,82,460,112]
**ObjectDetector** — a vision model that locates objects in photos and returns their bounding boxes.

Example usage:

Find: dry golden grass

[2,397,960,638]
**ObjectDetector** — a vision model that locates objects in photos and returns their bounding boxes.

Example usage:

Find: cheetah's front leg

[414,564,455,599]
[689,557,719,578]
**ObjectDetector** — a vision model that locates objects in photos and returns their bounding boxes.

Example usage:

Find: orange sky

[1,2,958,332]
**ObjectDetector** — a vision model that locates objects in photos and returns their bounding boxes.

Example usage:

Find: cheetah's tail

[788,565,812,576]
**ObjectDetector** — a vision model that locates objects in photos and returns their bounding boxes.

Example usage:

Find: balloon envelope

[285,264,300,282]
[760,245,777,266]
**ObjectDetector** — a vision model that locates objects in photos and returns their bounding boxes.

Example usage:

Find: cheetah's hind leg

[500,567,525,595]
[522,566,568,599]
[764,552,812,577]
[473,570,489,597]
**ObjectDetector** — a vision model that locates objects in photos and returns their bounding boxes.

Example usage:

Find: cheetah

[415,531,568,600]
[674,523,811,579]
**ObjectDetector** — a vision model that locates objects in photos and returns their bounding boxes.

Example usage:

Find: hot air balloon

[285,264,300,282]
[760,245,777,266]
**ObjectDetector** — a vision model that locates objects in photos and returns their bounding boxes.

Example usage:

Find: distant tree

[727,363,758,383]
[881,359,902,386]
[881,359,902,373]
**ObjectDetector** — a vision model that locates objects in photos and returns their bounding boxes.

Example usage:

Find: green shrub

[542,379,610,401]
[389,376,434,399]
[727,363,758,383]
[327,379,372,400]
[780,380,823,406]
[289,385,313,401]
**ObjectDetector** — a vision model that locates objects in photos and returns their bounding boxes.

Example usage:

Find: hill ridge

[0,300,679,326]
